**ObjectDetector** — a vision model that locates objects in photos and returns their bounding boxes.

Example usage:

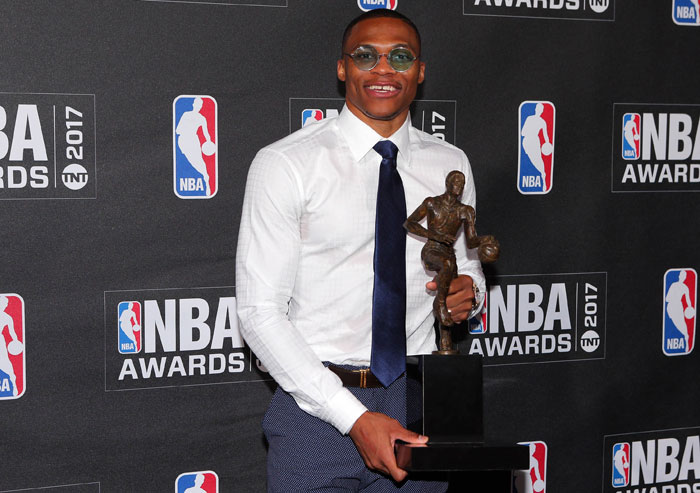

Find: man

[236,9,485,491]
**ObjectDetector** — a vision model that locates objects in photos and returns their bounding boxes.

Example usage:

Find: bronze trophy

[395,170,528,479]
[404,170,499,355]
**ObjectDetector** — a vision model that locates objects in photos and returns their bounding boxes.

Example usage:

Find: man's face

[337,17,425,129]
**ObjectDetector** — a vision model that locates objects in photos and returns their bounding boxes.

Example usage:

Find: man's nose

[372,54,395,74]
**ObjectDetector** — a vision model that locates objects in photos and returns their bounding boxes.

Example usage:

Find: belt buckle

[353,368,370,388]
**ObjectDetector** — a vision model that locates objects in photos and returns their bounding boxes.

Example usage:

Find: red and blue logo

[302,108,339,128]
[513,441,547,493]
[175,471,218,493]
[173,95,218,199]
[302,109,323,127]
[518,101,555,195]
[0,294,25,400]
[358,0,397,11]
[469,291,487,335]
[663,268,696,356]
[612,442,630,487]
[118,301,141,355]
[622,113,641,160]
[673,0,700,25]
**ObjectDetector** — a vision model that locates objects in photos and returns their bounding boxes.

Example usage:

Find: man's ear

[418,61,425,84]
[337,59,346,82]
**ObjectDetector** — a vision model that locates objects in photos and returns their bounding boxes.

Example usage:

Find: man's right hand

[348,411,428,482]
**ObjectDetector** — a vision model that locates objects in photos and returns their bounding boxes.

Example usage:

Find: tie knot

[373,140,399,162]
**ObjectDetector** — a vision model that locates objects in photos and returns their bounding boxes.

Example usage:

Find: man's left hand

[425,275,476,324]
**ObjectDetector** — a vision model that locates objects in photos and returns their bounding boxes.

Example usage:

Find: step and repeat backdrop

[0,0,699,492]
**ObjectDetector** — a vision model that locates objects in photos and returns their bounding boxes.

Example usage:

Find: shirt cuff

[468,281,485,319]
[321,386,368,435]
[457,271,486,319]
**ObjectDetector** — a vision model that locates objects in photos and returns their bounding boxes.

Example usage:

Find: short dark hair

[341,9,422,55]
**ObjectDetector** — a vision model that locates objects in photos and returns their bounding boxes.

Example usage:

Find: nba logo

[663,268,697,356]
[518,101,555,195]
[358,0,397,11]
[118,301,141,354]
[175,471,219,493]
[0,294,25,400]
[173,95,218,199]
[469,291,487,334]
[302,109,324,127]
[612,442,630,487]
[673,0,700,25]
[512,441,547,493]
[302,108,339,128]
[622,113,641,160]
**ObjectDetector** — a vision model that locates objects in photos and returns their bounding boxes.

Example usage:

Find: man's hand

[425,275,476,324]
[348,411,428,482]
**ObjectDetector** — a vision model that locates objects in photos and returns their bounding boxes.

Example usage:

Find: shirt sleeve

[235,147,367,434]
[454,151,487,314]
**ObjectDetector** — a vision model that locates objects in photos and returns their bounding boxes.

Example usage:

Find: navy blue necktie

[370,140,407,387]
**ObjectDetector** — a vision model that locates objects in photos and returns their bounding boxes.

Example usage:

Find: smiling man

[236,9,485,492]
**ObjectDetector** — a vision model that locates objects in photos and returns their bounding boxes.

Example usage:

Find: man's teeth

[368,85,398,91]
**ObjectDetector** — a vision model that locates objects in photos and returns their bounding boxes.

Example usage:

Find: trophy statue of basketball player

[404,170,499,354]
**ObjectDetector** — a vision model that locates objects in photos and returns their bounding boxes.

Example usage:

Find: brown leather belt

[328,365,385,388]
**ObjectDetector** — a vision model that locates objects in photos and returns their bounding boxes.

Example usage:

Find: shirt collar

[336,105,413,166]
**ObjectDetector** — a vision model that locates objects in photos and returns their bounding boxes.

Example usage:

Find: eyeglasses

[343,45,418,72]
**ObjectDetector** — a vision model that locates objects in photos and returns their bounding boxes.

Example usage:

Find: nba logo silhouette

[175,471,219,493]
[118,301,141,354]
[513,441,547,493]
[673,0,700,25]
[469,291,487,334]
[358,0,397,11]
[302,109,324,127]
[173,95,218,199]
[302,108,339,128]
[663,268,697,356]
[622,113,641,160]
[518,101,555,195]
[612,442,630,487]
[0,294,25,400]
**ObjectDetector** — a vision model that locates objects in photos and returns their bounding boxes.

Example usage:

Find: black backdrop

[1,1,699,492]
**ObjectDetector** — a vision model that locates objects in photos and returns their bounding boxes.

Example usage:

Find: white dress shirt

[236,106,485,434]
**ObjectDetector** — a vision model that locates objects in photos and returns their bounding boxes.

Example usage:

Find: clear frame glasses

[344,45,418,72]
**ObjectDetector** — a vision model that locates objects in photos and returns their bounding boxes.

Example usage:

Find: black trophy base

[400,355,529,473]
[406,354,483,443]
[395,442,530,472]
